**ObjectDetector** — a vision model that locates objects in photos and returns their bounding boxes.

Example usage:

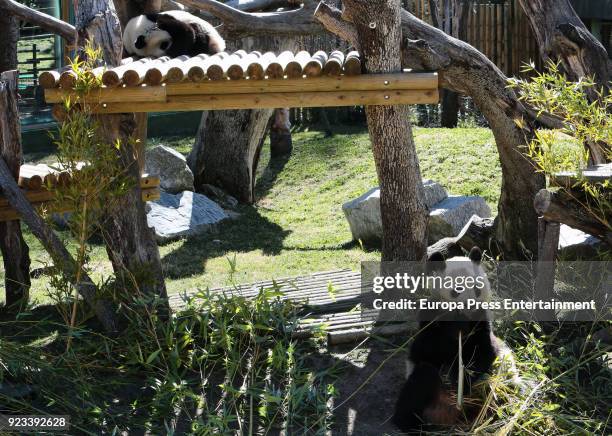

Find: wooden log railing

[0,164,160,223]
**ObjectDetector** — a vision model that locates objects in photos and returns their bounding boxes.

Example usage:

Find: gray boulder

[147,191,228,242]
[558,225,603,258]
[343,184,492,244]
[342,180,449,244]
[428,196,491,243]
[145,145,194,194]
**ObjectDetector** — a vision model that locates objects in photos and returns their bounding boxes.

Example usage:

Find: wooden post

[0,71,31,310]
[534,217,560,322]
[341,0,428,261]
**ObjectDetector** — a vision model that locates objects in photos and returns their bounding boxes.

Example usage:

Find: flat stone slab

[342,180,448,244]
[147,191,228,242]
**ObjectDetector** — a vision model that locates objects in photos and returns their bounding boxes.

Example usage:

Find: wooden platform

[39,50,439,114]
[551,163,612,187]
[0,164,160,222]
[169,269,412,345]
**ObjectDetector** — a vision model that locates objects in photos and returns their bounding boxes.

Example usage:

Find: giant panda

[393,247,519,432]
[122,10,225,58]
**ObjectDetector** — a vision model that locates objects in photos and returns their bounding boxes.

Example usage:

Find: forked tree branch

[225,0,293,12]
[178,0,324,37]
[0,0,76,43]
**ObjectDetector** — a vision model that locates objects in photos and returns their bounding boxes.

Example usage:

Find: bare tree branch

[313,2,359,49]
[0,0,76,43]
[225,0,290,12]
[178,0,324,37]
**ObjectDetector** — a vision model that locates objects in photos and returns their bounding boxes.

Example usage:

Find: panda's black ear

[135,35,146,49]
[428,251,444,262]
[468,247,482,263]
[426,251,445,274]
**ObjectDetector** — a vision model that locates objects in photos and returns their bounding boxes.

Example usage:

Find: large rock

[343,184,492,244]
[145,145,194,193]
[428,196,491,243]
[342,180,449,244]
[558,225,603,258]
[147,191,228,242]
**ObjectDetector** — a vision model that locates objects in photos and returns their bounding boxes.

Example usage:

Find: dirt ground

[328,337,412,435]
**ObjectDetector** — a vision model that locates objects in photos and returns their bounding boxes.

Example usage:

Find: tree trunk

[77,0,169,315]
[343,0,428,261]
[189,36,295,204]
[518,0,612,164]
[189,108,272,203]
[270,108,292,157]
[0,17,31,310]
[518,0,611,94]
[316,4,545,259]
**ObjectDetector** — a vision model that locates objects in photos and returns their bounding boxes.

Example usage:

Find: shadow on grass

[255,152,292,199]
[161,206,291,280]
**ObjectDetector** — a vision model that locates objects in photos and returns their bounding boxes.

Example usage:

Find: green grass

[4,126,501,303]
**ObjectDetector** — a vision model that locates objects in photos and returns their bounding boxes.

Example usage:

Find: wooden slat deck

[551,163,612,187]
[39,51,439,115]
[169,269,412,345]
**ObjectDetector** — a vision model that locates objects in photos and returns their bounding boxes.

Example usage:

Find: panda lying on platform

[122,10,225,58]
[393,247,519,432]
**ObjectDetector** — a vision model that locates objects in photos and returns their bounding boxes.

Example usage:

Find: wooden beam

[162,72,438,95]
[44,85,167,103]
[1,174,159,208]
[44,73,439,103]
[0,188,160,222]
[80,89,439,113]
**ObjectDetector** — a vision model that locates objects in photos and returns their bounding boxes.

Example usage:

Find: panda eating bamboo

[393,247,521,432]
[122,11,226,58]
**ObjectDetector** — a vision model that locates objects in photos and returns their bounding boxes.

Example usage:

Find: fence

[17,1,62,124]
[405,0,543,76]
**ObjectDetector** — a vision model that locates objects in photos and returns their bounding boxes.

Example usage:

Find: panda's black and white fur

[122,11,225,58]
[393,247,518,432]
